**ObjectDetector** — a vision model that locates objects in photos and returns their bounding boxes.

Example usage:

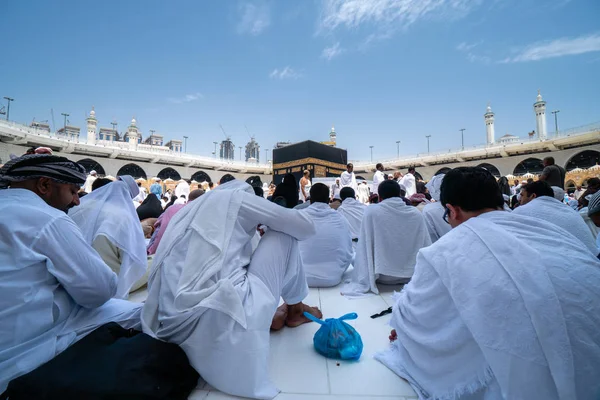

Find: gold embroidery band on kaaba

[273,157,346,170]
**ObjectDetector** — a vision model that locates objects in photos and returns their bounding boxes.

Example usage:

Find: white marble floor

[129,281,417,400]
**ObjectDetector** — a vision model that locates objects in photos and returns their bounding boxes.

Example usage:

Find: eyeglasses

[443,207,450,224]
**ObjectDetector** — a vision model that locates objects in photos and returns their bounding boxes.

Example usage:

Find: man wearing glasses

[377,167,600,399]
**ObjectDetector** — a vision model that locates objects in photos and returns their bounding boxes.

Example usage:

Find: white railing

[0,119,271,169]
[350,121,600,166]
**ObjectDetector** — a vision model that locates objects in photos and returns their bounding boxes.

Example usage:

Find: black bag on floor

[3,322,200,400]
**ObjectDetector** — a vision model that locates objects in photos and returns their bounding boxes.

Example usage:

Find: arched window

[157,167,181,181]
[191,171,212,183]
[513,158,544,175]
[116,163,147,179]
[477,163,501,178]
[77,158,106,176]
[565,150,600,171]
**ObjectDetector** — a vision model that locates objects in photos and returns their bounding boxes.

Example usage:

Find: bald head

[188,189,205,202]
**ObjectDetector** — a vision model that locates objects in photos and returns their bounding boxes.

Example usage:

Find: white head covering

[426,174,445,202]
[69,175,147,298]
[551,186,565,202]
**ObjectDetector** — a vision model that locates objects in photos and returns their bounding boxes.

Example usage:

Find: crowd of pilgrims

[1,149,599,399]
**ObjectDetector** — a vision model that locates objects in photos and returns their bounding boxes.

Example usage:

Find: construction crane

[244,124,254,140]
[219,124,231,141]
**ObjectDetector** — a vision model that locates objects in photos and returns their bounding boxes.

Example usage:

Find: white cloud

[319,0,480,33]
[456,41,481,52]
[321,42,344,60]
[167,92,203,104]
[456,41,490,64]
[269,66,303,80]
[502,33,600,63]
[237,2,270,35]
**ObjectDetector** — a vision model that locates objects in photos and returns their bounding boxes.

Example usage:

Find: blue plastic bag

[303,312,363,360]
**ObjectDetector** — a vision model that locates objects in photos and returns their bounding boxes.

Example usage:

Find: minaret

[484,103,495,145]
[86,106,97,144]
[329,125,336,145]
[126,117,139,150]
[533,90,547,140]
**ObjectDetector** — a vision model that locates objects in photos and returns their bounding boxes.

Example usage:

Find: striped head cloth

[0,154,87,189]
[587,191,600,217]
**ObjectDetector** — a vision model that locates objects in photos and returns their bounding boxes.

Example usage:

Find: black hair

[347,163,353,168]
[253,186,264,197]
[137,182,142,187]
[208,182,214,188]
[219,174,236,185]
[376,163,383,170]
[309,183,330,204]
[498,176,511,196]
[543,156,555,165]
[91,177,112,191]
[522,180,554,199]
[408,167,416,173]
[378,180,401,201]
[340,187,355,201]
[440,167,504,211]
[416,181,428,195]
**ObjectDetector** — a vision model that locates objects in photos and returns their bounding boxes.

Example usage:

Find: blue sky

[1,0,599,161]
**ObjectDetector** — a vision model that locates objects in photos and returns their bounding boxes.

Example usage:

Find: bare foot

[271,303,288,331]
[285,303,323,327]
[389,329,397,342]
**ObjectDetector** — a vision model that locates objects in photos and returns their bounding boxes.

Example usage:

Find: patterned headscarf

[0,154,86,189]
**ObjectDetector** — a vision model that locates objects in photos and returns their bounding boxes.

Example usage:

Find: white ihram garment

[512,196,598,256]
[421,202,452,244]
[337,197,366,241]
[0,189,141,392]
[69,176,147,299]
[425,174,444,202]
[376,211,600,400]
[399,173,416,197]
[142,180,315,400]
[83,174,97,193]
[372,170,385,195]
[357,183,370,204]
[299,202,353,287]
[343,197,431,296]
[340,171,358,191]
[175,180,190,199]
[300,178,311,201]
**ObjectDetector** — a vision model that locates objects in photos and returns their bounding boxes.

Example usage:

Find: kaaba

[272,140,347,185]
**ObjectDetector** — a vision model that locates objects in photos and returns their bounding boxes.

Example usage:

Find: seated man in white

[514,180,598,256]
[142,175,322,400]
[422,173,452,243]
[0,155,142,391]
[298,183,353,287]
[378,167,600,399]
[336,186,366,251]
[343,180,431,296]
[69,175,149,297]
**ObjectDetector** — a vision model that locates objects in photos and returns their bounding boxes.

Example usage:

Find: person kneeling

[298,183,353,287]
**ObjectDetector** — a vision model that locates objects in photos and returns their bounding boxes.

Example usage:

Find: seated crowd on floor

[1,151,599,400]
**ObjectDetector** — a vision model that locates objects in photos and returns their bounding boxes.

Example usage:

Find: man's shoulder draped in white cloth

[337,197,366,240]
[69,176,147,298]
[340,171,357,190]
[299,203,353,287]
[375,211,600,400]
[400,174,416,197]
[512,196,598,256]
[343,197,431,297]
[421,202,451,243]
[175,180,190,199]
